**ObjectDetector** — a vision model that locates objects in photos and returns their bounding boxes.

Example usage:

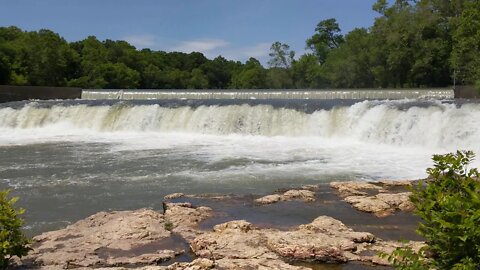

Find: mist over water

[0,99,479,235]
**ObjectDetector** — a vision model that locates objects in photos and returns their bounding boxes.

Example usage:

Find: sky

[1,0,383,64]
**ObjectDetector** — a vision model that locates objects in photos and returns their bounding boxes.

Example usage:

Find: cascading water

[0,100,479,150]
[0,99,479,235]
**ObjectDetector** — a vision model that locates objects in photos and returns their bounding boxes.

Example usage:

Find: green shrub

[387,151,480,270]
[0,190,31,269]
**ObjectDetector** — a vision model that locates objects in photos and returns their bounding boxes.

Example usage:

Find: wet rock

[164,202,213,241]
[357,240,425,266]
[164,193,185,200]
[190,220,276,261]
[266,216,375,263]
[377,180,414,187]
[168,258,310,270]
[214,258,311,269]
[344,192,414,217]
[330,181,383,198]
[28,209,177,268]
[301,184,321,191]
[330,181,415,217]
[255,189,315,205]
[191,217,381,265]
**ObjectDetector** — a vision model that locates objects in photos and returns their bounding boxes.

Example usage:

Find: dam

[81,88,454,100]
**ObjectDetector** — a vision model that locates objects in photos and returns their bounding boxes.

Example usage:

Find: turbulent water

[0,99,479,235]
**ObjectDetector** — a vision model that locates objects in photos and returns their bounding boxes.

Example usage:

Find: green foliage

[1,0,479,89]
[387,151,480,269]
[164,221,174,231]
[268,42,295,69]
[0,190,31,269]
[451,1,480,86]
[230,58,266,89]
[306,18,344,64]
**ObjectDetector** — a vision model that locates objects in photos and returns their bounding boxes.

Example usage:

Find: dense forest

[0,0,479,90]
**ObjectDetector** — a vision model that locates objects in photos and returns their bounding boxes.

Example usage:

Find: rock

[255,189,315,205]
[266,216,375,263]
[168,258,310,270]
[344,192,414,217]
[190,220,276,261]
[214,258,311,269]
[27,209,177,267]
[377,180,414,187]
[330,181,415,217]
[164,193,185,200]
[191,217,380,265]
[254,194,282,204]
[330,181,382,198]
[164,202,213,241]
[301,184,321,191]
[358,240,425,266]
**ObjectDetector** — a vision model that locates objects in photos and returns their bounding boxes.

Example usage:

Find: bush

[0,190,31,269]
[387,151,480,270]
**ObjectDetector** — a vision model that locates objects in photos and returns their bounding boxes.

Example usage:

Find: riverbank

[13,180,422,270]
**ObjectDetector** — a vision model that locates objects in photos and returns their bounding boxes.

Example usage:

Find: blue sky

[1,0,382,63]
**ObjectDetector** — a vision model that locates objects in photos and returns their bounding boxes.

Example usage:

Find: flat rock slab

[190,216,418,266]
[28,209,177,268]
[330,181,415,217]
[255,189,316,204]
[164,202,213,241]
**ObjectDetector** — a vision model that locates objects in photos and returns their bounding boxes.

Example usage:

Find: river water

[0,99,479,235]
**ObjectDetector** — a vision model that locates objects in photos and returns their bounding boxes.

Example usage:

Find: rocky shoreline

[13,180,423,270]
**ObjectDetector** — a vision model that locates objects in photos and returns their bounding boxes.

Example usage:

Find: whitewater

[0,99,479,234]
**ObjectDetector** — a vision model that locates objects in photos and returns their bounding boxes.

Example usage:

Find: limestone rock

[330,181,382,198]
[164,202,213,241]
[255,189,315,205]
[330,181,415,217]
[344,192,414,217]
[191,217,377,265]
[28,209,177,267]
[164,193,185,200]
[190,220,276,261]
[266,216,375,263]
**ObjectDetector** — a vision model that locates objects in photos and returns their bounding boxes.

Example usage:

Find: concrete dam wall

[81,89,454,100]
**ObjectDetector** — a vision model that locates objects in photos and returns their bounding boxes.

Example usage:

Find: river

[0,98,479,235]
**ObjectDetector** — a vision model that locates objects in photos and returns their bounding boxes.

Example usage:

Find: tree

[230,58,266,89]
[0,190,31,269]
[188,68,209,89]
[267,42,295,69]
[291,54,325,88]
[451,1,480,88]
[323,28,375,88]
[306,18,344,64]
[141,64,164,89]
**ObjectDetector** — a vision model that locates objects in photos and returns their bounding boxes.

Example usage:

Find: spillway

[81,89,454,100]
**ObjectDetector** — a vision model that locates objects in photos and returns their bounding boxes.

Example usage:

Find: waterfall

[0,100,478,151]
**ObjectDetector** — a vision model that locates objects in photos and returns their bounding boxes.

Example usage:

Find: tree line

[0,0,478,90]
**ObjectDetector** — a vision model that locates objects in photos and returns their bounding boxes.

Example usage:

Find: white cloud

[237,42,271,59]
[220,42,272,64]
[123,34,157,48]
[174,39,229,54]
[122,34,273,64]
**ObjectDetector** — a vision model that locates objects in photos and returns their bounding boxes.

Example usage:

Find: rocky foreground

[16,181,422,270]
